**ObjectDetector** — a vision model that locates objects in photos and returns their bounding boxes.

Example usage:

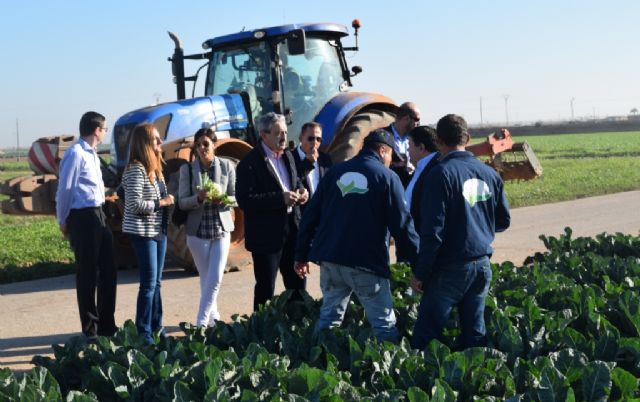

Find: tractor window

[207,42,271,128]
[279,37,345,139]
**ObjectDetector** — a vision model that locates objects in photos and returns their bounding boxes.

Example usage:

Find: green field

[499,131,640,207]
[0,131,639,283]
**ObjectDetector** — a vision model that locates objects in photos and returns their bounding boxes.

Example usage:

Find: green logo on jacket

[463,178,492,206]
[336,172,369,196]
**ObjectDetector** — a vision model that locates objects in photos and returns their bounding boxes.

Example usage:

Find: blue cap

[363,128,395,149]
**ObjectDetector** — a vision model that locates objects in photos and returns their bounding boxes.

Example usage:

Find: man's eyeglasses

[101,126,109,132]
[307,136,322,143]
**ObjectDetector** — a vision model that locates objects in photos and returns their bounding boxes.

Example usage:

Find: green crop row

[504,131,640,207]
[0,215,74,283]
[2,229,639,401]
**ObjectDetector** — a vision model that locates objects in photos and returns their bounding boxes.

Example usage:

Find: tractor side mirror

[351,65,363,77]
[287,29,306,55]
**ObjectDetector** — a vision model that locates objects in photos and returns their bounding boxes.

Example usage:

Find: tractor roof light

[253,30,266,39]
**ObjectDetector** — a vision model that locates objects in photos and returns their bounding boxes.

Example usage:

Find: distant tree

[631,107,639,115]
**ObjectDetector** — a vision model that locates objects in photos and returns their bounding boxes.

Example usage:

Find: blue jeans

[129,234,166,344]
[412,256,492,350]
[316,262,398,342]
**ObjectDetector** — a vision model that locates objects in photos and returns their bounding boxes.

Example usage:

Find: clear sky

[1,0,638,148]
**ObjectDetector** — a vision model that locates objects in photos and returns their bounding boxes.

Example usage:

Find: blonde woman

[122,124,174,344]
[178,128,235,327]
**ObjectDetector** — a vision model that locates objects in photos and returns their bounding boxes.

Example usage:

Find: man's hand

[283,191,300,206]
[296,188,309,205]
[294,261,310,279]
[305,149,319,163]
[410,276,423,293]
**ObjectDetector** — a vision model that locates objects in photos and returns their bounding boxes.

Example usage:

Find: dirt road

[1,190,639,371]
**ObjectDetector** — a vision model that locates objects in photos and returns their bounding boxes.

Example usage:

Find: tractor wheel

[166,222,196,273]
[326,109,396,163]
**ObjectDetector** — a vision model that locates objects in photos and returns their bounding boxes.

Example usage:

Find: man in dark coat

[404,125,440,226]
[236,112,309,310]
[294,129,419,342]
[292,122,333,204]
[411,114,511,350]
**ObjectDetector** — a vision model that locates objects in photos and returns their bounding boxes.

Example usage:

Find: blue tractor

[109,20,404,269]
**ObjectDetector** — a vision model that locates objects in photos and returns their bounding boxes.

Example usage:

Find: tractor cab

[201,23,356,141]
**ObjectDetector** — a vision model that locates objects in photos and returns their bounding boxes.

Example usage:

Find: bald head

[395,102,421,136]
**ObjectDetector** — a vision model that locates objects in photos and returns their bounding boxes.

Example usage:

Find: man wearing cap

[385,102,421,187]
[294,128,419,342]
[411,114,510,350]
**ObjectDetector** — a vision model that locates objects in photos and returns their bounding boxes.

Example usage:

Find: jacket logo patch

[336,172,369,196]
[463,178,492,206]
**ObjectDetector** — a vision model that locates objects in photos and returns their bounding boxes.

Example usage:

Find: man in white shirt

[56,111,117,342]
[386,102,421,187]
[293,122,333,203]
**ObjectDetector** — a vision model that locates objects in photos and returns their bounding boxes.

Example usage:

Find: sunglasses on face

[307,136,322,143]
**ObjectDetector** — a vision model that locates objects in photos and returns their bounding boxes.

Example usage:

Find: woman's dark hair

[191,127,217,159]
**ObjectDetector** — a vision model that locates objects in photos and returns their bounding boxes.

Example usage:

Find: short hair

[408,126,438,153]
[258,112,286,134]
[436,114,469,146]
[299,122,322,137]
[79,111,105,137]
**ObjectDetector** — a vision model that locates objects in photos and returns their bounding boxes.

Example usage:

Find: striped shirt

[122,163,166,237]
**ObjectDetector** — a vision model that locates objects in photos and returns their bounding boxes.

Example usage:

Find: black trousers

[67,207,117,337]
[251,215,306,311]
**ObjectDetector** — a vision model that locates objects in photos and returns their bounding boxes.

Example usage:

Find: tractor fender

[314,92,397,146]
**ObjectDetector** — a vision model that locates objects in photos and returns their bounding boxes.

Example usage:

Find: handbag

[171,162,192,226]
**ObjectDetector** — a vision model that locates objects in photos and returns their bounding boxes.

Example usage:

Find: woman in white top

[122,124,174,344]
[178,128,236,327]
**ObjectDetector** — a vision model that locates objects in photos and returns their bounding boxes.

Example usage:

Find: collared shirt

[404,152,437,210]
[261,141,292,191]
[296,145,320,196]
[55,138,105,224]
[390,124,413,168]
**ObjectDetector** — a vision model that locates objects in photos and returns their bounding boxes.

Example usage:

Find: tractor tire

[327,109,396,163]
[166,222,196,273]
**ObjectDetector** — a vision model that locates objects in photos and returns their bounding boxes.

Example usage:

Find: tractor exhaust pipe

[168,31,186,100]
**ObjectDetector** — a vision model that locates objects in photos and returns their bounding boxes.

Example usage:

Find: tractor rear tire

[327,109,396,163]
[167,223,196,273]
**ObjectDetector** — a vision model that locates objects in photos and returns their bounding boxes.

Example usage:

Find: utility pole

[570,98,575,121]
[16,118,20,162]
[503,95,510,125]
[479,96,484,126]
